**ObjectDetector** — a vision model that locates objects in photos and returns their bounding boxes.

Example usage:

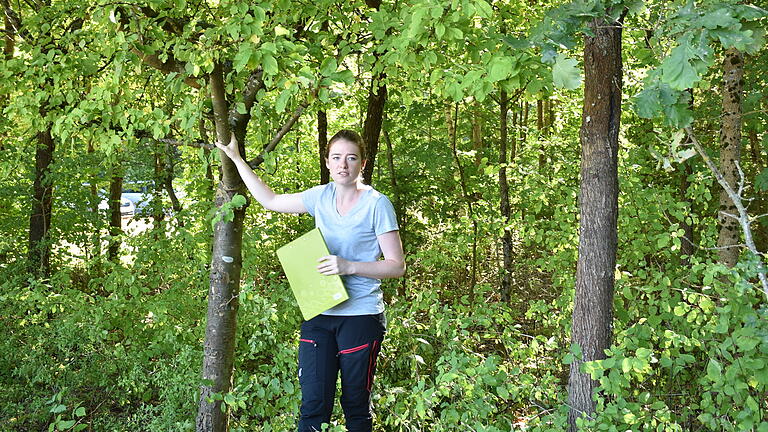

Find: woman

[216,129,405,432]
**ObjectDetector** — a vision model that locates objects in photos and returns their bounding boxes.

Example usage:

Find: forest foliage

[1,0,767,430]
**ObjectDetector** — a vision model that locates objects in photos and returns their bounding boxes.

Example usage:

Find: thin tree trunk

[537,99,546,170]
[472,103,483,167]
[511,103,517,161]
[196,63,248,432]
[153,147,167,231]
[521,102,529,144]
[679,161,696,262]
[107,172,123,262]
[383,127,405,298]
[318,109,329,184]
[199,116,215,198]
[717,48,744,267]
[362,79,386,186]
[748,129,767,251]
[567,16,622,431]
[446,103,478,292]
[680,90,696,263]
[163,144,183,223]
[28,127,55,277]
[499,91,513,302]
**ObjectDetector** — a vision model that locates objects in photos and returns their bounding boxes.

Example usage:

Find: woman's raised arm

[216,133,306,214]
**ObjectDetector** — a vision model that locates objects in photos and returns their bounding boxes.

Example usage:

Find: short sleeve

[301,184,326,217]
[373,195,399,236]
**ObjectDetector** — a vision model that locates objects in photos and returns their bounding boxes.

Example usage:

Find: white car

[98,196,136,217]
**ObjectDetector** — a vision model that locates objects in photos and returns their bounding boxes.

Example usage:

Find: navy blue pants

[297,314,386,432]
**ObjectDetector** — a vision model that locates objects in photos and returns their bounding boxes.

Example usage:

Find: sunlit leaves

[552,54,581,90]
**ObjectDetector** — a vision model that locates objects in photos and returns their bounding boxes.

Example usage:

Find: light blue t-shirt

[301,182,399,315]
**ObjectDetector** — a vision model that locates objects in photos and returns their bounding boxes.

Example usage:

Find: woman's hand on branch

[317,255,354,276]
[215,132,242,162]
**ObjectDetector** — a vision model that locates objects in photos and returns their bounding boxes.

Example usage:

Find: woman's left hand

[317,255,355,276]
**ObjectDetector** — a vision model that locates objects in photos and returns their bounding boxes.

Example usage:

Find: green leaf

[75,407,86,417]
[487,57,514,82]
[274,25,290,36]
[57,420,76,430]
[319,57,337,77]
[262,54,278,76]
[230,194,247,208]
[552,55,581,90]
[435,23,445,39]
[706,359,722,381]
[660,38,699,91]
[756,168,768,191]
[233,44,253,73]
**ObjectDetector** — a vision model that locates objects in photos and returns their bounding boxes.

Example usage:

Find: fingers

[316,255,337,275]
[317,255,349,275]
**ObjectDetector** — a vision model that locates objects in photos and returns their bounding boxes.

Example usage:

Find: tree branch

[246,96,312,168]
[684,126,768,300]
[130,47,203,89]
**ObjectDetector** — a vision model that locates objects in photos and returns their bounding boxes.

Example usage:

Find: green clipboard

[277,228,348,320]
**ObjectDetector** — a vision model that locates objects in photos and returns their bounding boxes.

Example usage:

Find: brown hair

[327,129,367,161]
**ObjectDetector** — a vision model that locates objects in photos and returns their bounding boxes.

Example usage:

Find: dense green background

[1,0,767,430]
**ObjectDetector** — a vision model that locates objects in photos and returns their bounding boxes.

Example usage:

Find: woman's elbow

[394,260,406,278]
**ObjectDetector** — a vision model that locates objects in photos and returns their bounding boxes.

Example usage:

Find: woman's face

[325,138,365,184]
[326,139,365,185]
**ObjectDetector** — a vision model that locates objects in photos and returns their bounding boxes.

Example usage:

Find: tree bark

[28,127,55,278]
[748,129,767,252]
[537,99,546,171]
[567,16,622,431]
[361,79,386,186]
[446,103,478,291]
[499,91,513,302]
[196,63,248,432]
[318,109,329,184]
[472,102,483,167]
[107,172,123,262]
[717,48,744,268]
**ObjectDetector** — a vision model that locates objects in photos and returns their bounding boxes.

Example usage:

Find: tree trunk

[153,147,167,230]
[537,99,545,171]
[499,91,513,302]
[361,79,386,186]
[446,103,478,292]
[567,16,622,431]
[28,127,55,278]
[383,127,406,298]
[318,109,329,184]
[107,172,123,262]
[748,129,767,252]
[679,160,696,262]
[196,63,248,432]
[717,48,744,268]
[472,103,483,167]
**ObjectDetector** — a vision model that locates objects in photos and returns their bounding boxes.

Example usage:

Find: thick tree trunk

[318,109,329,184]
[717,48,744,268]
[567,16,622,431]
[499,91,513,302]
[107,172,123,262]
[362,79,386,186]
[196,63,248,432]
[28,127,55,278]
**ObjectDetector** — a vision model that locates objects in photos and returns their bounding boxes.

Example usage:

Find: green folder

[277,228,348,320]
